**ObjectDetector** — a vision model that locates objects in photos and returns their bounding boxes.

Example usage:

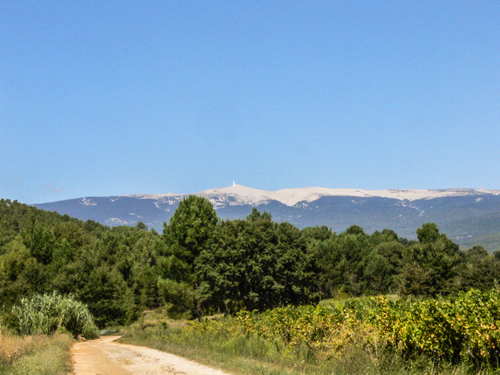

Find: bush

[11,292,99,339]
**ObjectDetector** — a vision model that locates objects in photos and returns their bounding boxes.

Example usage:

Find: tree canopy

[1,197,499,327]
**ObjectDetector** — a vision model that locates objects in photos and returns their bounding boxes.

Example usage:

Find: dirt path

[71,336,231,375]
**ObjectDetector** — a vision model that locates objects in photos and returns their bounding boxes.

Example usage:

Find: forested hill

[2,197,500,328]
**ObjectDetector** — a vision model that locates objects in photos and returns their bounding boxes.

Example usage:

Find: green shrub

[11,292,98,339]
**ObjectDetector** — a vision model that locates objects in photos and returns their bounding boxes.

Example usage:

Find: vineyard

[170,289,500,373]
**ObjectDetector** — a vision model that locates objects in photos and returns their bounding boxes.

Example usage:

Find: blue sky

[1,1,499,204]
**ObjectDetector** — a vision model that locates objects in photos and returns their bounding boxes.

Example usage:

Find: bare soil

[71,336,231,375]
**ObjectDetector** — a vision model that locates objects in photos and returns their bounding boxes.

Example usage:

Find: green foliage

[163,195,218,265]
[457,246,499,291]
[398,235,461,297]
[196,210,320,314]
[20,218,55,265]
[123,310,498,375]
[11,292,98,339]
[0,199,167,327]
[2,197,500,332]
[78,265,135,328]
[159,255,191,282]
[376,289,500,364]
[157,278,196,318]
[159,195,220,317]
[301,225,334,242]
[417,222,442,243]
[315,226,375,296]
[364,243,401,293]
[184,290,500,369]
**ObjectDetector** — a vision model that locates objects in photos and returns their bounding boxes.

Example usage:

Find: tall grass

[0,329,73,375]
[12,292,98,339]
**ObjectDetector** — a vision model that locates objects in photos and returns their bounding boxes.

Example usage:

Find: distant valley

[34,184,500,251]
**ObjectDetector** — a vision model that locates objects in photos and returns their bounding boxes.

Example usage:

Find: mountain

[33,184,500,251]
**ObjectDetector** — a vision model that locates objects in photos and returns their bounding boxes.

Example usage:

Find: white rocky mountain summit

[130,184,500,208]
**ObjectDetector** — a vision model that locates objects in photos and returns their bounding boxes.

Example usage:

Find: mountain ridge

[33,185,500,251]
[128,184,500,207]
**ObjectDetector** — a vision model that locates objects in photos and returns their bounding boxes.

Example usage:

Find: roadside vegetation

[0,292,98,374]
[121,290,500,375]
[0,329,73,375]
[2,196,500,373]
[11,292,98,338]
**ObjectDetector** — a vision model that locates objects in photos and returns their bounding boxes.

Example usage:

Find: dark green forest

[1,196,499,328]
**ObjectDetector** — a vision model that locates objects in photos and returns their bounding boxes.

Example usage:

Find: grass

[119,310,301,375]
[0,329,73,375]
[118,308,500,375]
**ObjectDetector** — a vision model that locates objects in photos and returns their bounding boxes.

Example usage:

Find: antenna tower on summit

[233,180,236,186]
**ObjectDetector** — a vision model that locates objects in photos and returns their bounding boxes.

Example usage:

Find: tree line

[1,196,499,327]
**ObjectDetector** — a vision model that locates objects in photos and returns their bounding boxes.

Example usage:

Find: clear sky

[1,1,499,204]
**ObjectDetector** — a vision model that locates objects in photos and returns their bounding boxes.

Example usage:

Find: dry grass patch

[0,330,73,374]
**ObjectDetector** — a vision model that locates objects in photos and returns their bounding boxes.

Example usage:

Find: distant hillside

[34,185,500,251]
